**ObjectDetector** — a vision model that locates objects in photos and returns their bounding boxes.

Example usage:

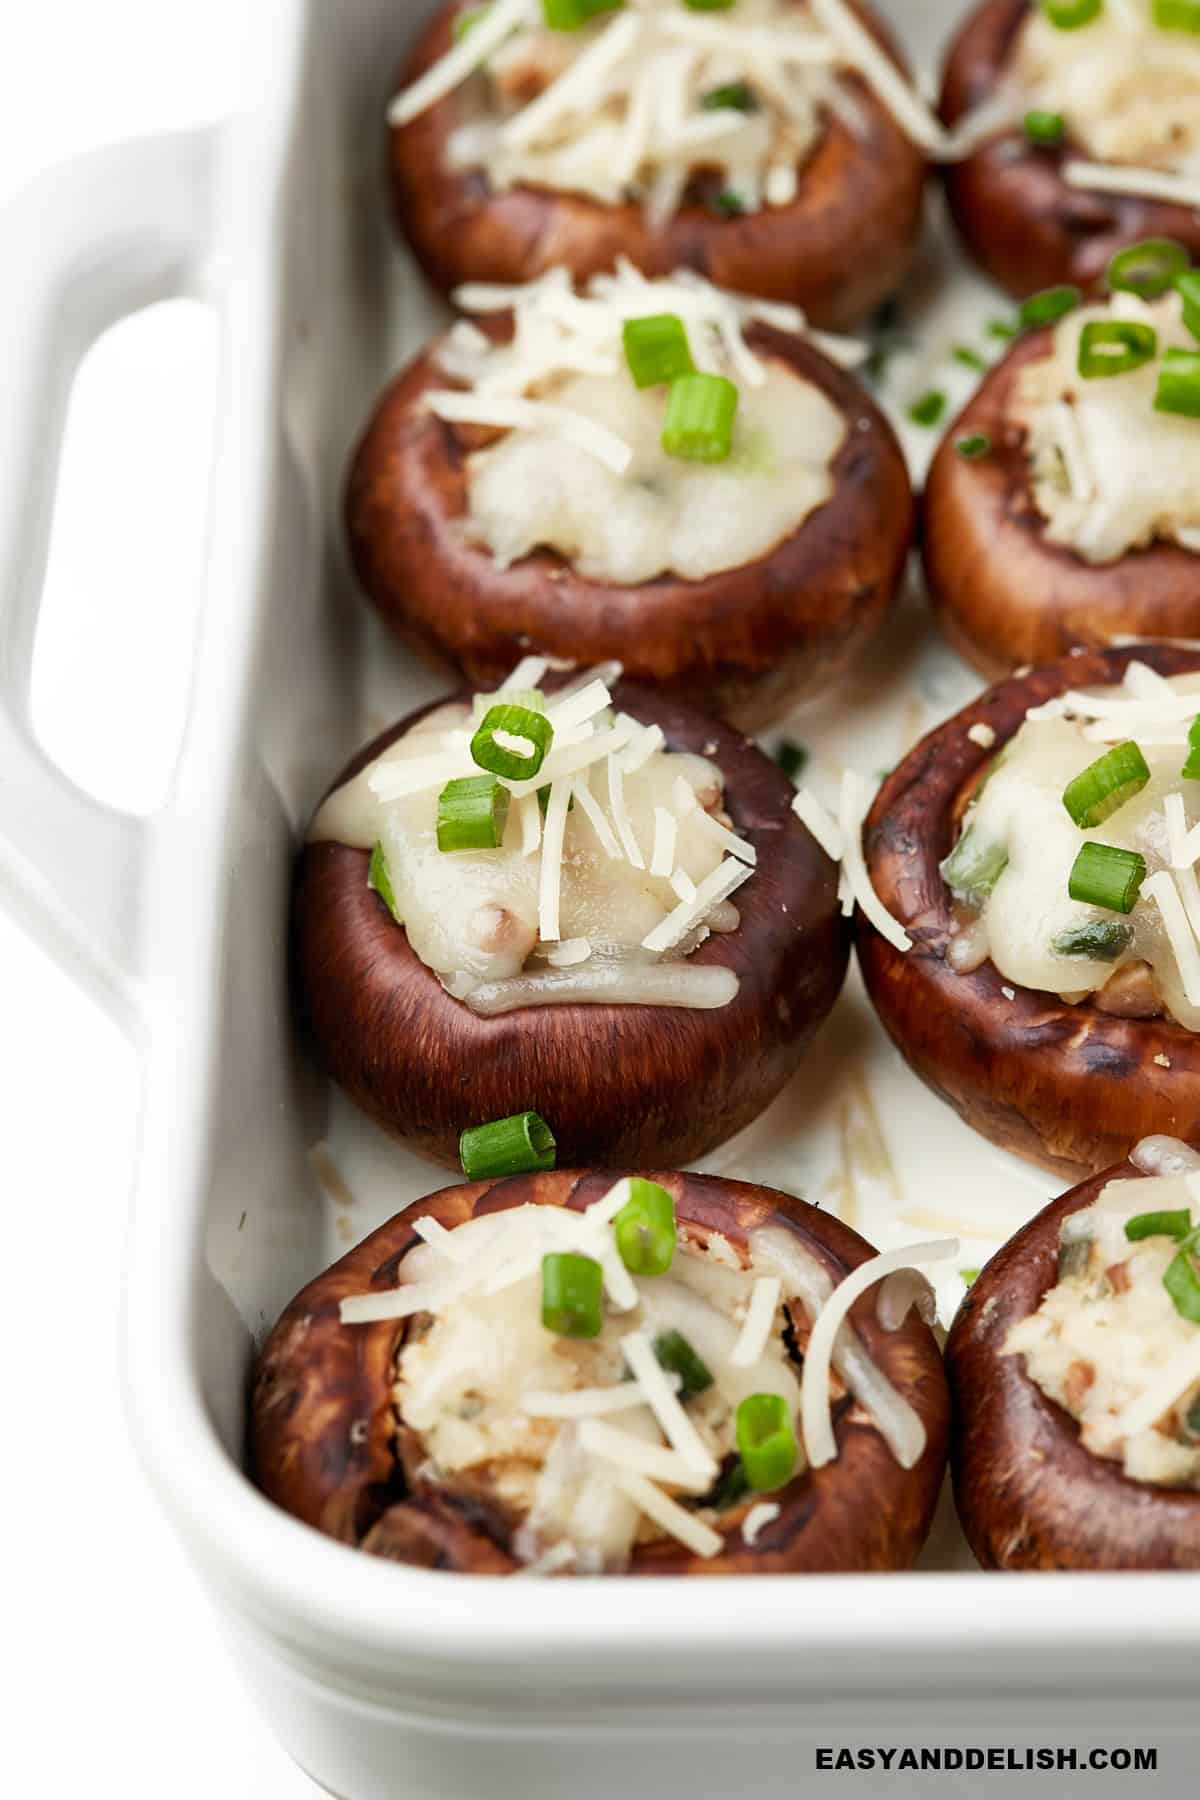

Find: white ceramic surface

[1,2,1197,1794]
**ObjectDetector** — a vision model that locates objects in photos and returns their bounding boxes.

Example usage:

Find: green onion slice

[960,1268,981,1286]
[368,842,402,923]
[542,1252,604,1338]
[1020,285,1081,329]
[622,313,695,389]
[1164,1228,1200,1323]
[956,433,992,459]
[1154,0,1200,30]
[1177,270,1200,342]
[709,188,745,214]
[706,1458,751,1511]
[907,389,946,427]
[953,345,987,371]
[542,0,623,26]
[436,773,511,851]
[1041,0,1102,24]
[459,1110,557,1180]
[1154,347,1200,418]
[1106,238,1190,299]
[988,317,1019,340]
[735,1393,798,1493]
[470,702,554,781]
[1124,1208,1193,1242]
[1062,740,1150,826]
[1051,920,1133,960]
[652,1329,714,1397]
[939,826,1009,900]
[1077,319,1158,379]
[701,81,756,111]
[1183,715,1200,780]
[614,1178,676,1276]
[662,372,738,462]
[1067,842,1148,914]
[776,739,809,781]
[684,0,736,11]
[1024,109,1065,144]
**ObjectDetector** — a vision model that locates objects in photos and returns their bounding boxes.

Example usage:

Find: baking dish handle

[0,128,219,1034]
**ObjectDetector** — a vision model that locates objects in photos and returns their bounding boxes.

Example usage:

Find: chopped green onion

[470,702,554,781]
[907,389,946,427]
[706,1458,751,1511]
[1186,1395,1200,1438]
[735,1393,798,1493]
[436,774,511,851]
[1024,109,1065,144]
[542,1252,604,1338]
[622,313,694,389]
[988,317,1019,340]
[662,372,738,462]
[953,345,987,372]
[1154,0,1200,29]
[452,3,490,38]
[1067,842,1147,914]
[1154,347,1200,418]
[1040,0,1102,24]
[1051,920,1133,960]
[939,826,1009,900]
[1177,270,1200,341]
[652,1329,714,1397]
[960,1268,981,1286]
[709,188,745,214]
[1058,1236,1091,1280]
[776,739,809,781]
[542,0,622,26]
[1077,319,1158,378]
[614,1178,676,1276]
[459,1110,556,1180]
[1020,285,1081,329]
[701,81,756,111]
[956,433,992,459]
[1182,715,1200,780]
[684,0,736,11]
[1124,1208,1192,1242]
[1164,1228,1200,1323]
[1106,237,1190,299]
[368,842,402,923]
[1062,741,1150,826]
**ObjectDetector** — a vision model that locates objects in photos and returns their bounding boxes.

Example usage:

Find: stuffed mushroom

[345,264,913,729]
[252,1168,951,1573]
[941,0,1200,300]
[947,1134,1200,1569]
[924,277,1200,676]
[385,0,937,332]
[293,667,848,1167]
[855,642,1200,1176]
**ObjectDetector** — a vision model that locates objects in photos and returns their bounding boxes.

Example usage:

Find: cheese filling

[429,264,851,585]
[1013,1,1200,177]
[390,0,953,223]
[1005,1164,1200,1489]
[942,666,1200,1030]
[308,669,757,1013]
[1012,292,1200,565]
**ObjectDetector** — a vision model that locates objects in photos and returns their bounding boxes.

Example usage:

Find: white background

[0,5,315,1794]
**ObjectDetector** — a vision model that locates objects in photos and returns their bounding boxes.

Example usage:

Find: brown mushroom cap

[922,328,1200,679]
[856,642,1200,1178]
[940,0,1200,298]
[345,323,914,732]
[292,679,849,1168]
[386,1,926,333]
[947,1158,1200,1569]
[252,1169,950,1574]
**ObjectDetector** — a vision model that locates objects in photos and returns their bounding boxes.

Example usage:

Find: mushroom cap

[292,680,850,1168]
[386,1,926,333]
[345,322,914,732]
[922,327,1200,678]
[856,642,1200,1177]
[252,1168,950,1574]
[947,1158,1200,1569]
[940,0,1200,298]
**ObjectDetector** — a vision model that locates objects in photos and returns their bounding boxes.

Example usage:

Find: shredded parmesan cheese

[612,1472,724,1558]
[741,1500,781,1545]
[730,1277,782,1368]
[577,1418,714,1490]
[791,785,843,861]
[1064,159,1200,213]
[621,1330,719,1477]
[838,770,911,950]
[642,856,754,953]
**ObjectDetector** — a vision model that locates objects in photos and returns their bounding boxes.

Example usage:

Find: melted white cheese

[1013,0,1200,174]
[945,673,1200,1030]
[1005,1172,1200,1488]
[1013,292,1200,564]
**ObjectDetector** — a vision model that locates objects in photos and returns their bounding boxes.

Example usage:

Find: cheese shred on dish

[337,1183,950,1571]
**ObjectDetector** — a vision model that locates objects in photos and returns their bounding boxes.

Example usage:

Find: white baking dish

[2,0,1197,1792]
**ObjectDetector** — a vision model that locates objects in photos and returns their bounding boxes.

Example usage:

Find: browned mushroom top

[947,1146,1200,1569]
[252,1170,950,1575]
